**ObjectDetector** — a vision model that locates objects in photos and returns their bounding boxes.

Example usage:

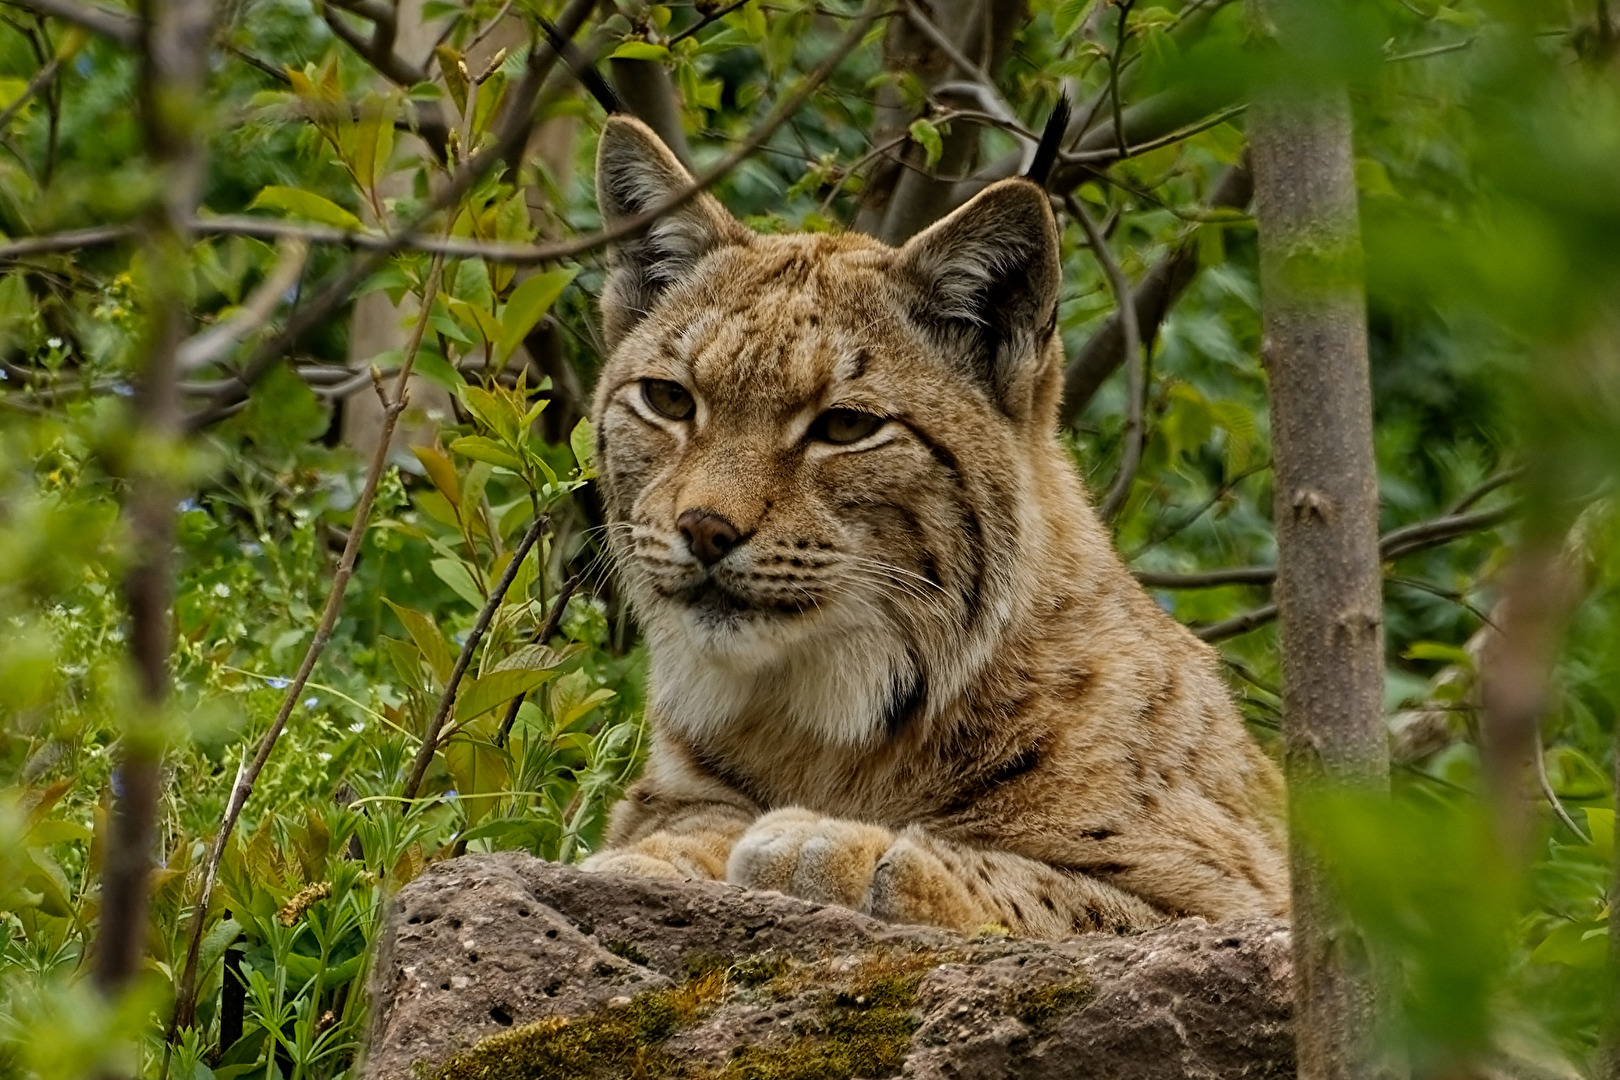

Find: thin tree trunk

[95,0,211,993]
[1247,14,1390,1079]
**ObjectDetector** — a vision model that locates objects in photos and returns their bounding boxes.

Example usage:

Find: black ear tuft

[594,117,746,347]
[538,13,622,116]
[895,180,1062,417]
[1024,94,1072,187]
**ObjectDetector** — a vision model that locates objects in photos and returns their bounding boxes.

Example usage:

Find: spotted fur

[580,117,1288,937]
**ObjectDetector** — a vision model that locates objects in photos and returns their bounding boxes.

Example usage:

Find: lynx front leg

[728,810,1166,937]
[871,828,1168,937]
[582,803,753,881]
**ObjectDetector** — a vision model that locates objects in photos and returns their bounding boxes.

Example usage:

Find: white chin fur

[645,601,913,748]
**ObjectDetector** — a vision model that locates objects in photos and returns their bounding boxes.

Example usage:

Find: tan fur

[579,117,1288,937]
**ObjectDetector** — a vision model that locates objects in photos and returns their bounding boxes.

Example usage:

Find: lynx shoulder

[580,116,1287,937]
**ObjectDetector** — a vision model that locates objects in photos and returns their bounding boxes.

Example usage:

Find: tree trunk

[95,0,211,993]
[1247,17,1390,1080]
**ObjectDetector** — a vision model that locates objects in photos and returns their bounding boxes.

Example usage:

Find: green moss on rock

[1014,980,1093,1026]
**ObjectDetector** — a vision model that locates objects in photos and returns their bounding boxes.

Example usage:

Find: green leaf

[1584,808,1613,856]
[609,41,671,61]
[1053,0,1094,39]
[570,416,597,479]
[436,45,469,114]
[498,268,578,362]
[1530,921,1609,969]
[384,600,454,685]
[411,445,462,507]
[455,668,563,723]
[909,118,944,169]
[431,558,485,608]
[492,644,571,674]
[249,186,365,232]
[450,435,524,471]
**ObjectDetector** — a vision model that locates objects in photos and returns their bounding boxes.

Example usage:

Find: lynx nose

[677,508,744,566]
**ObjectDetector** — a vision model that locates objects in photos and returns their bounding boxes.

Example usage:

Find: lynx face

[590,118,1064,747]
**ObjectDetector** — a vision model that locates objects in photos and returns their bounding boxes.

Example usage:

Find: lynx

[580,116,1288,937]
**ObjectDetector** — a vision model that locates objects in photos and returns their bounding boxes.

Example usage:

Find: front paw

[580,849,689,879]
[726,808,894,908]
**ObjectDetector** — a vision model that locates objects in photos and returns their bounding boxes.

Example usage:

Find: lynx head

[590,117,1070,746]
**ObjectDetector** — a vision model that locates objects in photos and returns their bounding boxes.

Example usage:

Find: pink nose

[677,509,743,566]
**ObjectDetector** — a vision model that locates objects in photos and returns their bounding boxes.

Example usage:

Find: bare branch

[1135,503,1517,591]
[1447,466,1522,514]
[185,0,880,429]
[1195,602,1277,642]
[1069,193,1144,524]
[183,0,600,430]
[2,0,138,44]
[321,1,427,87]
[401,514,549,801]
[0,44,66,130]
[176,239,308,373]
[1534,736,1591,843]
[167,250,449,1039]
[95,0,211,997]
[1063,163,1252,423]
[494,573,581,748]
[0,222,137,258]
[1137,566,1276,589]
[1378,504,1516,561]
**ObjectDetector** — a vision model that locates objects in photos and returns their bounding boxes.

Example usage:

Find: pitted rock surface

[363,852,1293,1080]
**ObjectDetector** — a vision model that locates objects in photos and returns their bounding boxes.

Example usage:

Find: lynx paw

[580,849,689,879]
[867,831,986,932]
[726,808,894,908]
[582,830,730,880]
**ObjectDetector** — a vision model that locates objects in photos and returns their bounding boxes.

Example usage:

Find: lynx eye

[812,408,884,445]
[641,379,694,420]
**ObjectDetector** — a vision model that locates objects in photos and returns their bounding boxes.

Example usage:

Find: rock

[363,852,1294,1080]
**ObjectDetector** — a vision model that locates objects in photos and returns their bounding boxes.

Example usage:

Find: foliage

[0,1,1615,1079]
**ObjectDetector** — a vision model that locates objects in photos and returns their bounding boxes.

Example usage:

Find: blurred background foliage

[0,0,1615,1078]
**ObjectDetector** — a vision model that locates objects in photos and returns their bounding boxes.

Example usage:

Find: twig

[1386,575,1497,629]
[1062,163,1253,423]
[1060,105,1246,164]
[819,132,909,217]
[1069,193,1144,523]
[0,222,137,258]
[1379,504,1516,561]
[95,0,212,999]
[1136,565,1274,589]
[1447,466,1522,514]
[182,0,599,430]
[166,251,448,1040]
[494,573,581,748]
[1195,602,1277,642]
[0,44,65,130]
[1,0,137,44]
[401,515,549,801]
[320,0,427,86]
[1534,736,1591,843]
[670,0,753,44]
[176,239,308,372]
[1139,504,1518,591]
[1126,460,1268,558]
[186,0,881,431]
[1385,37,1475,62]
[1108,0,1135,161]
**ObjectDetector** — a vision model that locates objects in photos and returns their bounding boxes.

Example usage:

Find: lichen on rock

[365,854,1294,1080]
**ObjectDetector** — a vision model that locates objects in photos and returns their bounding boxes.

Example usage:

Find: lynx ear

[596,116,747,347]
[894,180,1062,418]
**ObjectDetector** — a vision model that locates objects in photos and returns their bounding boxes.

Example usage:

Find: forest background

[0,0,1616,1078]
